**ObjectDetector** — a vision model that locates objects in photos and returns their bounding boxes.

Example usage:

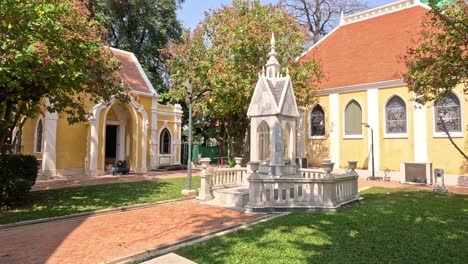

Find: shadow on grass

[177,187,468,264]
[0,177,199,224]
[0,177,201,263]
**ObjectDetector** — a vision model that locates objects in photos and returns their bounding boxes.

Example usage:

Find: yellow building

[298,0,467,185]
[16,48,182,177]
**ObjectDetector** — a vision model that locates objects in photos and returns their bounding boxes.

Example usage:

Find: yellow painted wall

[305,96,330,166]
[339,91,368,169]
[426,85,467,174]
[56,119,88,169]
[378,86,414,171]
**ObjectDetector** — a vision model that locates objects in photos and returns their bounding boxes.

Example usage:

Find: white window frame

[343,99,363,139]
[383,94,408,139]
[34,116,44,153]
[432,92,464,138]
[308,104,326,140]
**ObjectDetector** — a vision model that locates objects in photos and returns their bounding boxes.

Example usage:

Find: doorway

[105,125,119,168]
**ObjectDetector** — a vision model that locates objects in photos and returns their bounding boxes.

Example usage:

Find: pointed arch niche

[257,121,270,161]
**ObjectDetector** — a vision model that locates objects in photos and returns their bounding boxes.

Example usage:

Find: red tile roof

[301,6,429,90]
[112,49,154,94]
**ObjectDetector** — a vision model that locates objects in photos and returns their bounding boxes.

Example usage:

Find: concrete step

[213,186,249,208]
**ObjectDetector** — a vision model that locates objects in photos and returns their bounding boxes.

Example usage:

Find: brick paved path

[0,200,265,264]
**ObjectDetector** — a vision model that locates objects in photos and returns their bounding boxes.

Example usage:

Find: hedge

[0,155,38,201]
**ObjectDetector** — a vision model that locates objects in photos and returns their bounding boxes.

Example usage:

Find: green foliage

[87,0,184,92]
[0,155,38,201]
[178,187,468,264]
[163,0,321,156]
[403,0,467,104]
[0,176,200,224]
[0,0,129,151]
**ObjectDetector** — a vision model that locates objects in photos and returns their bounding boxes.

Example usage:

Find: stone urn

[248,161,260,173]
[199,158,211,170]
[321,162,335,174]
[234,157,243,168]
[348,161,358,170]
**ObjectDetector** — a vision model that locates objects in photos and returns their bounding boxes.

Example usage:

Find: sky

[177,0,397,30]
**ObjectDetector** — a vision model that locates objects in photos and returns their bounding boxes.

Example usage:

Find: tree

[403,0,467,162]
[280,0,367,43]
[163,0,321,157]
[0,0,128,153]
[403,0,467,104]
[86,0,184,92]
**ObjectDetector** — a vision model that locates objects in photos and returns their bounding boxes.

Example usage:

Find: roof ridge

[340,0,429,26]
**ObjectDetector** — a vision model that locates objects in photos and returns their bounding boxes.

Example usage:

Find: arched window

[35,118,43,152]
[344,100,362,135]
[310,105,325,136]
[385,96,407,134]
[160,128,171,154]
[257,121,270,161]
[435,93,461,132]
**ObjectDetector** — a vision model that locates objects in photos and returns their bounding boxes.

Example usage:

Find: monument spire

[265,33,281,79]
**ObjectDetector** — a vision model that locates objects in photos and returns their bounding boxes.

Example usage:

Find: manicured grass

[0,177,200,224]
[177,187,468,264]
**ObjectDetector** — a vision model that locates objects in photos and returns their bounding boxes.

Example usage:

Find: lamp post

[362,123,382,181]
[182,80,196,196]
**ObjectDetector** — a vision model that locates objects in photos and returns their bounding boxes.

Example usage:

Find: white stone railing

[299,168,327,179]
[246,162,360,212]
[211,168,247,189]
[196,158,247,201]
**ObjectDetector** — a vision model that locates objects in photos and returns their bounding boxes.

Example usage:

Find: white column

[42,107,57,177]
[297,108,306,164]
[173,104,183,165]
[150,97,158,170]
[413,101,428,161]
[367,88,380,171]
[329,93,340,165]
[89,120,100,176]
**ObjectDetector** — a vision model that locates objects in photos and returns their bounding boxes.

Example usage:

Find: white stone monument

[247,33,299,178]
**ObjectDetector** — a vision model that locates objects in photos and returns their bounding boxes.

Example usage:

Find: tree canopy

[163,0,321,156]
[86,0,184,92]
[403,0,467,104]
[0,0,128,152]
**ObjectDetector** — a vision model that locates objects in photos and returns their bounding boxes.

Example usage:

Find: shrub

[0,155,38,201]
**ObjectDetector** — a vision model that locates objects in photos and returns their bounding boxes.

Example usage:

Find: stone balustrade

[211,167,247,188]
[196,158,247,201]
[246,161,361,212]
[299,168,327,179]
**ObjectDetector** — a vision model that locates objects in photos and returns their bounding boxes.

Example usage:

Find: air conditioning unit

[400,162,432,185]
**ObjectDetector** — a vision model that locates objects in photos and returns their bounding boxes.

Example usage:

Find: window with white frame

[385,96,407,134]
[344,100,362,135]
[35,119,43,152]
[310,105,325,137]
[160,128,171,154]
[434,93,461,133]
[257,121,270,161]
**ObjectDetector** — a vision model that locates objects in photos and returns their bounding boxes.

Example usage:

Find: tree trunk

[440,116,468,161]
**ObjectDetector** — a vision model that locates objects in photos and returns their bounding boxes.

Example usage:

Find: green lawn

[0,177,199,224]
[177,187,468,264]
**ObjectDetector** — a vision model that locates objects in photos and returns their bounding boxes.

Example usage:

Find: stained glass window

[310,105,325,136]
[345,100,362,135]
[435,94,461,132]
[385,96,407,134]
[160,128,171,154]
